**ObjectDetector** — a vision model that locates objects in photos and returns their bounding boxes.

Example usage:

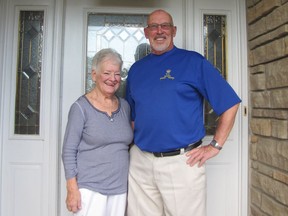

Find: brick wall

[246,0,288,215]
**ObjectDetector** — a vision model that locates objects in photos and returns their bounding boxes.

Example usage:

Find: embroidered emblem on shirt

[160,69,175,80]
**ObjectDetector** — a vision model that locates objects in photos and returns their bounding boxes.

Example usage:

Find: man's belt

[152,140,202,157]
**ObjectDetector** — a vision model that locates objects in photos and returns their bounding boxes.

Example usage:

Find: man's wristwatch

[210,140,222,150]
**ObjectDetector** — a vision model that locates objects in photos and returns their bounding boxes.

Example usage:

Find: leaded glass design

[86,13,150,97]
[203,14,227,135]
[14,11,44,135]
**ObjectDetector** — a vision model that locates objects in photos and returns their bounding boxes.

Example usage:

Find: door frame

[0,0,248,215]
[59,0,248,215]
[185,0,248,215]
[0,0,64,215]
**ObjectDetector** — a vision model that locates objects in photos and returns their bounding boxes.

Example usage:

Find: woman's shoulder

[118,97,130,109]
[119,96,128,104]
[70,95,89,112]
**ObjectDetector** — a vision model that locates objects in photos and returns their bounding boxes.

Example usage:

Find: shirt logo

[160,69,174,80]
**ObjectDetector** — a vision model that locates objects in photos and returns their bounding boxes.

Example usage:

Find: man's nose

[156,25,164,33]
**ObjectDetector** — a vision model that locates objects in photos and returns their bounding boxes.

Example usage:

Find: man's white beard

[153,44,169,53]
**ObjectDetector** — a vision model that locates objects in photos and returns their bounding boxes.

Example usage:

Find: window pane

[203,14,227,135]
[86,13,150,97]
[14,11,44,135]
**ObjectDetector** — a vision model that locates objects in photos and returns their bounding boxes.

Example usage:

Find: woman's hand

[186,145,219,167]
[66,178,81,213]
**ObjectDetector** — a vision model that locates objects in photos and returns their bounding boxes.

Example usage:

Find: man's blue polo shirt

[126,46,241,152]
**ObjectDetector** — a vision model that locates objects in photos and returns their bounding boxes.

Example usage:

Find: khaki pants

[127,145,206,216]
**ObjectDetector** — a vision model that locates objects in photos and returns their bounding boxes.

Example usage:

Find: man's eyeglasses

[146,23,173,31]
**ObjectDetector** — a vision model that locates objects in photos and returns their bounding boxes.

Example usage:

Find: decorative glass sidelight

[14,11,44,135]
[86,13,150,97]
[203,14,227,135]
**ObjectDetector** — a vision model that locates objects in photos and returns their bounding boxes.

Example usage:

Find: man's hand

[186,145,220,167]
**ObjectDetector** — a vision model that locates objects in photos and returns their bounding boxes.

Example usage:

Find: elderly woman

[62,48,133,216]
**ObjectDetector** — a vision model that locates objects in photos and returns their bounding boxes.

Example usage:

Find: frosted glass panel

[14,11,44,135]
[86,13,150,97]
[203,14,227,135]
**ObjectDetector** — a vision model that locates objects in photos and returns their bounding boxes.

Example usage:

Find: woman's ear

[91,69,97,82]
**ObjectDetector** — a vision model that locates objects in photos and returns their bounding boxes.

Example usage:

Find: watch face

[211,140,222,150]
[211,140,217,146]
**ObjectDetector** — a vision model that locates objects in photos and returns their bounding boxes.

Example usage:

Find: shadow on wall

[116,43,150,98]
[134,43,151,61]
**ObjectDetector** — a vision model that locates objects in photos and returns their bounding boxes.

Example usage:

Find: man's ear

[173,26,177,37]
[144,27,149,39]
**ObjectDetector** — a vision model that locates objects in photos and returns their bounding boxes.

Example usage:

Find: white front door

[60,0,247,216]
[0,0,247,216]
[0,0,61,216]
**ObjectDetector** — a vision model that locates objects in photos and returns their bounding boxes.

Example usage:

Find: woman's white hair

[91,48,123,71]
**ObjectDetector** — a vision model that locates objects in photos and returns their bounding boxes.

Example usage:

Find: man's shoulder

[175,47,205,59]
